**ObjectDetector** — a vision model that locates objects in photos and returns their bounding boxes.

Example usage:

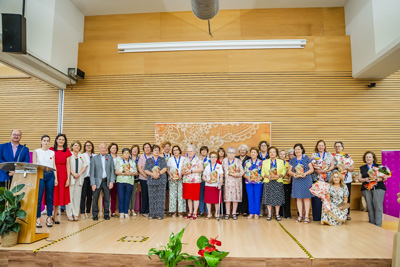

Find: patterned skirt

[321,203,348,226]
[262,181,285,206]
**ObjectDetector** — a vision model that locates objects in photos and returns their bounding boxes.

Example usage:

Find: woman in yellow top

[261,146,287,221]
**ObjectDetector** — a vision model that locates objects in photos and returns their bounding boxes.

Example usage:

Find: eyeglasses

[12,134,21,137]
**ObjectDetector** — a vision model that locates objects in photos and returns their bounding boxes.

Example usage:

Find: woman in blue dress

[287,143,314,224]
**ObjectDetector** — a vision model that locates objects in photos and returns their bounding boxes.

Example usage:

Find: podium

[0,162,55,243]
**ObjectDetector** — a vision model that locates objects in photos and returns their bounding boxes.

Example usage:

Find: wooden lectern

[0,162,55,243]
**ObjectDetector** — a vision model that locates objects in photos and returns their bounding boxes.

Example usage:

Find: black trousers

[80,177,93,214]
[346,182,352,215]
[281,183,292,218]
[237,177,248,215]
[140,179,149,215]
[311,197,322,221]
[92,179,110,218]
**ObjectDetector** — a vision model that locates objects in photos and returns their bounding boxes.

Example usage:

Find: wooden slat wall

[78,8,351,76]
[63,71,400,168]
[0,77,59,149]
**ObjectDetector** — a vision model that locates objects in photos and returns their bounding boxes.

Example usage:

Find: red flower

[106,158,108,161]
[205,246,217,253]
[198,249,205,257]
[209,238,221,246]
[50,157,52,159]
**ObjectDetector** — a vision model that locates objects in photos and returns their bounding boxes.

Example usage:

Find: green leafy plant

[148,228,198,267]
[0,184,27,236]
[194,236,229,267]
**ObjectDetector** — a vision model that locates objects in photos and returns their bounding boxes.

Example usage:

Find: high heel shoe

[52,217,60,224]
[46,216,53,227]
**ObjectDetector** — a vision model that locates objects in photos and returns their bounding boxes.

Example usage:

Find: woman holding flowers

[182,145,204,220]
[202,152,224,219]
[243,147,263,219]
[310,140,335,222]
[167,145,186,218]
[357,151,387,227]
[321,171,349,226]
[261,146,286,221]
[288,143,314,224]
[280,149,292,219]
[222,147,244,220]
[115,148,138,219]
[333,141,354,220]
[144,145,168,220]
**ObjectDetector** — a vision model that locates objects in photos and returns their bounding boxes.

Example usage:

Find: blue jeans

[117,182,133,214]
[246,183,263,215]
[199,181,208,213]
[37,171,55,218]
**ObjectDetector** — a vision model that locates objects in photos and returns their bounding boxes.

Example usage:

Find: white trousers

[67,183,83,217]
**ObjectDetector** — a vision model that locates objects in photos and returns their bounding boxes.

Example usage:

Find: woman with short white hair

[222,147,244,220]
[182,145,204,220]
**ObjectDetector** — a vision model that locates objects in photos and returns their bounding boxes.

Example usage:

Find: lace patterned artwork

[155,122,271,153]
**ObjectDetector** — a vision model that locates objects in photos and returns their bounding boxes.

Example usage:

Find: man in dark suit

[0,129,30,189]
[90,142,116,220]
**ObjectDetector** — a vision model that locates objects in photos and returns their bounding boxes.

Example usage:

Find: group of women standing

[34,135,387,228]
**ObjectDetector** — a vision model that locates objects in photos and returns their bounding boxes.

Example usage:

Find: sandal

[225,214,230,220]
[178,213,183,218]
[254,215,259,220]
[232,214,238,220]
[247,214,254,219]
[304,217,310,224]
[276,215,282,221]
[191,214,198,220]
[266,215,272,221]
[186,213,192,219]
[206,213,212,220]
[296,216,303,223]
[36,219,42,228]
[347,215,351,221]
[46,216,53,227]
[172,213,177,218]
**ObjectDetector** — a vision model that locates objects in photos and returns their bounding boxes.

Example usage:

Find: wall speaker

[2,14,27,54]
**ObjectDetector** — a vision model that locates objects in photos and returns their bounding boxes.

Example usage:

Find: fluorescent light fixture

[118,39,306,53]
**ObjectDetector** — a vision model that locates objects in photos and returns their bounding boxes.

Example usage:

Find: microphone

[16,144,26,163]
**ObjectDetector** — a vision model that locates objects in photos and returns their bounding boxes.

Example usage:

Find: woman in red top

[217,147,226,165]
[50,133,72,224]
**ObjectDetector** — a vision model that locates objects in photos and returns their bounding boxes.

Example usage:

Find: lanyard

[174,156,181,169]
[228,159,235,165]
[190,155,195,162]
[251,158,258,169]
[296,155,304,166]
[367,163,374,170]
[318,151,325,160]
[259,152,267,160]
[152,156,159,166]
[203,156,209,163]
[210,162,217,172]
[271,159,277,168]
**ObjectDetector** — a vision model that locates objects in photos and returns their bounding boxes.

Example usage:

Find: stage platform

[0,211,394,266]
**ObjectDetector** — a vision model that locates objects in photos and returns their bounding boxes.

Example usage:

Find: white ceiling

[71,0,348,16]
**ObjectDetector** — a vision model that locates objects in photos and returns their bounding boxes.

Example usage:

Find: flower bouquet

[365,165,392,190]
[311,157,323,170]
[195,235,229,267]
[295,164,304,177]
[249,169,259,182]
[122,163,130,173]
[152,166,160,173]
[228,163,237,176]
[334,153,352,175]
[309,181,331,211]
[170,168,180,180]
[182,162,192,173]
[269,167,277,180]
[209,170,218,184]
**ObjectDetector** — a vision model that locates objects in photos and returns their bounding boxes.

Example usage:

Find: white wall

[345,0,400,78]
[0,0,84,75]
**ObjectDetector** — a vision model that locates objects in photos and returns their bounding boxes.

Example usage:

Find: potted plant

[148,228,198,267]
[0,184,27,247]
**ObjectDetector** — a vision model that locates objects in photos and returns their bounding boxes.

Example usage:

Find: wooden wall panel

[0,77,59,149]
[78,8,350,76]
[62,71,400,169]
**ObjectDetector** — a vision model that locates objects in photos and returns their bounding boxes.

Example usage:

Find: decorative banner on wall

[155,122,271,153]
[382,150,400,218]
